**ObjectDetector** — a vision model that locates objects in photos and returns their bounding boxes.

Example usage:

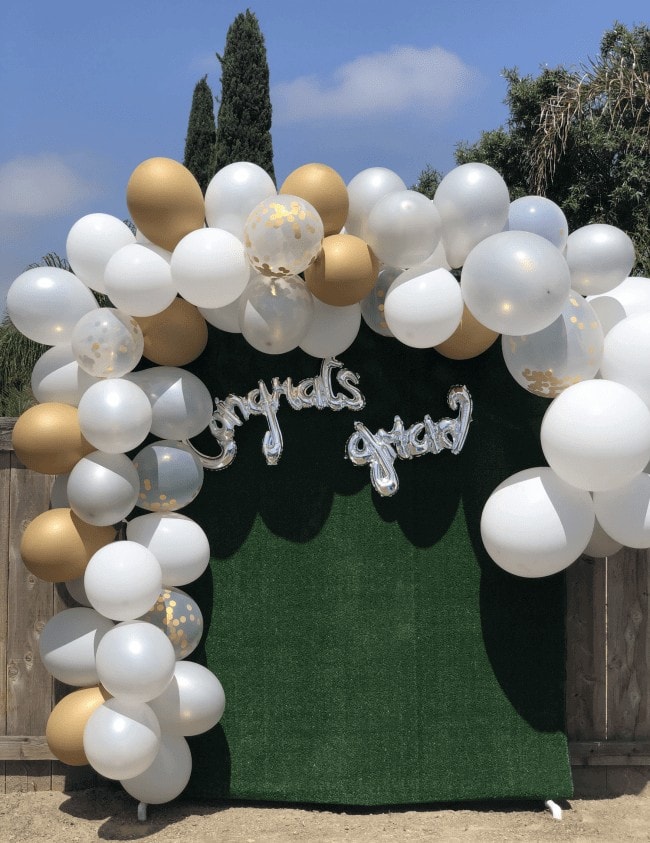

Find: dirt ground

[2,787,650,842]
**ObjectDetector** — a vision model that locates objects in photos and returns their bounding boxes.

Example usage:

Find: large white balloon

[6,267,98,345]
[299,299,361,358]
[129,367,213,440]
[345,167,407,241]
[103,243,177,317]
[239,274,314,354]
[31,345,98,406]
[199,295,242,333]
[565,224,636,296]
[83,698,161,780]
[540,379,650,491]
[582,515,624,559]
[66,214,136,294]
[38,607,114,687]
[67,451,140,526]
[171,227,250,309]
[461,230,571,335]
[384,266,463,348]
[149,661,226,736]
[593,473,650,548]
[365,190,441,269]
[71,308,144,378]
[77,378,152,454]
[95,621,176,703]
[205,161,277,241]
[600,313,650,408]
[121,733,192,804]
[126,512,210,586]
[84,541,163,621]
[507,196,568,251]
[588,276,650,336]
[480,466,594,577]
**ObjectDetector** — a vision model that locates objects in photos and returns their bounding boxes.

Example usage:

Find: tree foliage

[213,9,275,182]
[411,164,442,199]
[183,75,217,194]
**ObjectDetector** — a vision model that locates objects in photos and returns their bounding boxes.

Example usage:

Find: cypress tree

[183,75,217,194]
[214,10,276,183]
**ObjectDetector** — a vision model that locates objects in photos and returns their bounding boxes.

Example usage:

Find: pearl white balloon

[149,661,226,736]
[593,473,650,548]
[66,213,136,293]
[433,163,510,268]
[128,367,213,440]
[31,345,98,406]
[135,228,173,262]
[126,512,210,586]
[205,161,277,241]
[582,514,624,559]
[133,440,204,512]
[121,733,192,804]
[171,227,250,309]
[65,575,92,607]
[507,196,569,251]
[600,314,650,407]
[588,276,650,336]
[103,243,177,317]
[83,698,161,780]
[360,266,399,337]
[461,231,571,335]
[95,621,176,703]
[299,299,361,358]
[480,466,594,577]
[39,607,114,686]
[239,274,314,354]
[71,308,144,378]
[384,266,463,348]
[540,379,650,491]
[84,541,163,621]
[67,451,140,526]
[6,267,99,345]
[199,296,242,333]
[345,167,407,241]
[365,190,441,269]
[77,378,152,454]
[565,224,636,296]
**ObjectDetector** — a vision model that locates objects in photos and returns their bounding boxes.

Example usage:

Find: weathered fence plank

[1,449,10,792]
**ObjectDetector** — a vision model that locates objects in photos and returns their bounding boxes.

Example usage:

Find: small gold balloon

[136,297,208,365]
[20,508,116,583]
[12,403,95,475]
[280,163,349,237]
[46,686,111,766]
[434,305,500,360]
[305,233,379,307]
[126,157,205,252]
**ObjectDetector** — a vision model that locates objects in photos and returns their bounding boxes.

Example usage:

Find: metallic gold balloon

[46,685,111,766]
[20,508,116,582]
[126,157,205,252]
[305,234,379,307]
[434,305,500,360]
[280,163,349,236]
[12,403,95,475]
[136,298,208,365]
[140,587,203,659]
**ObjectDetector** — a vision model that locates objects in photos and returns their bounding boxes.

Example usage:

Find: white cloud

[272,45,480,124]
[0,153,98,217]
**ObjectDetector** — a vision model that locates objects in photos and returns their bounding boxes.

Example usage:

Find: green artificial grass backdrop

[181,320,573,804]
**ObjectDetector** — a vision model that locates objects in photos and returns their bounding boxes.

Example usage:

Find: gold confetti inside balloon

[46,685,111,766]
[12,403,95,475]
[280,163,349,237]
[136,297,208,366]
[140,587,203,659]
[435,305,500,360]
[305,233,379,306]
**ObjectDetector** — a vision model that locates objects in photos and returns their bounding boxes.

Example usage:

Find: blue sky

[1,1,647,313]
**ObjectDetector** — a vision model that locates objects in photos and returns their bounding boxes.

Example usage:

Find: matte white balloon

[565,224,636,296]
[239,274,314,354]
[299,299,361,358]
[66,213,136,293]
[83,698,161,780]
[541,379,650,491]
[507,196,568,251]
[345,167,407,241]
[133,440,204,512]
[77,378,152,453]
[6,267,99,345]
[31,345,98,406]
[365,190,441,269]
[600,313,650,407]
[480,466,594,577]
[171,227,250,309]
[149,661,226,736]
[121,733,192,804]
[593,473,650,548]
[39,607,114,686]
[461,230,571,335]
[71,308,143,378]
[84,541,163,622]
[67,451,140,526]
[384,266,463,348]
[103,243,177,317]
[126,512,210,586]
[129,367,213,440]
[582,515,624,559]
[135,228,173,262]
[205,161,277,241]
[199,296,242,333]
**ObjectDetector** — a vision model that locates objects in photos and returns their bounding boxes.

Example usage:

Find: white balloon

[67,451,140,526]
[84,541,163,622]
[345,167,407,241]
[77,378,152,454]
[360,266,399,337]
[384,266,463,348]
[582,514,624,559]
[171,227,250,309]
[480,466,594,577]
[365,190,441,269]
[600,314,650,407]
[66,213,136,293]
[135,228,173,262]
[121,733,192,804]
[507,196,568,251]
[95,620,176,703]
[31,345,98,406]
[38,607,114,686]
[65,575,92,607]
[299,299,361,358]
[433,163,510,269]
[590,276,650,328]
[461,231,571,335]
[129,367,213,440]
[149,661,226,736]
[205,161,277,241]
[126,512,210,586]
[6,267,98,345]
[593,473,650,548]
[103,243,177,317]
[71,308,144,378]
[565,224,636,296]
[239,274,314,354]
[83,698,161,780]
[540,379,650,491]
[199,296,242,333]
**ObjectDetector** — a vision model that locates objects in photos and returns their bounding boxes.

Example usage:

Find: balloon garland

[6,155,649,809]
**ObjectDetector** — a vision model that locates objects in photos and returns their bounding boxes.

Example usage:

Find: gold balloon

[434,305,500,360]
[46,686,111,766]
[20,508,116,583]
[136,297,208,365]
[126,157,205,252]
[12,403,94,475]
[305,234,379,307]
[280,163,349,237]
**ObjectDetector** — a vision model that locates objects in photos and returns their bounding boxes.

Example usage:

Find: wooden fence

[1,416,650,797]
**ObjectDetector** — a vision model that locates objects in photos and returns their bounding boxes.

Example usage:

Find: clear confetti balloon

[239,274,314,354]
[360,266,399,337]
[139,587,203,660]
[71,308,144,378]
[133,440,204,512]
